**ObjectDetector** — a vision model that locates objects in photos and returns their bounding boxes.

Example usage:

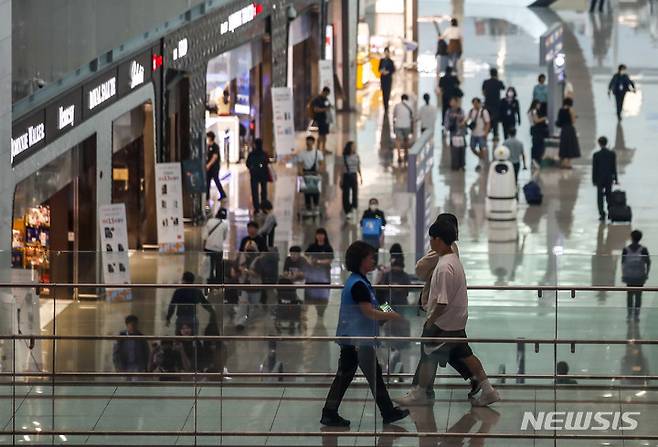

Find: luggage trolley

[297,174,323,220]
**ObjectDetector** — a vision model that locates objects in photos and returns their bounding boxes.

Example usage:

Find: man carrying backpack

[622,230,651,322]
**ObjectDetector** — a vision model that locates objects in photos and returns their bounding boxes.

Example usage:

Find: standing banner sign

[318,60,336,125]
[155,163,185,253]
[99,204,131,301]
[271,87,296,156]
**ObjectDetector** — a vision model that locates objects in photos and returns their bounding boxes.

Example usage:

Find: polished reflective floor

[7,0,658,445]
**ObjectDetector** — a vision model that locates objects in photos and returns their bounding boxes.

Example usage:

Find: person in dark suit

[608,64,636,121]
[378,47,396,110]
[592,136,618,221]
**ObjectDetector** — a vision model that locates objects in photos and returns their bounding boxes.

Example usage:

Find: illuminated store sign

[58,105,75,130]
[11,111,46,166]
[88,77,117,110]
[220,3,261,34]
[11,124,45,164]
[130,61,145,89]
[173,38,188,60]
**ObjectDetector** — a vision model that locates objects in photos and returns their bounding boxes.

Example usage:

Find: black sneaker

[382,407,410,425]
[321,411,350,427]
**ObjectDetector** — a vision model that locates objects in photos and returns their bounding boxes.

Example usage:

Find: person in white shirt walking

[440,18,463,69]
[418,93,438,134]
[203,208,229,282]
[467,97,491,172]
[396,219,500,407]
[393,94,415,164]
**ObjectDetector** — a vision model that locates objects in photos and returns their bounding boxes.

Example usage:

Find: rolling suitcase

[523,181,543,205]
[610,190,627,207]
[609,205,632,223]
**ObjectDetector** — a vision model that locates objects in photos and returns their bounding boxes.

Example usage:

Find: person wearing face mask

[360,199,387,250]
[608,64,636,121]
[499,87,521,140]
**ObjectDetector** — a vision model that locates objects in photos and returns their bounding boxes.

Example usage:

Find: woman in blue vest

[321,241,409,427]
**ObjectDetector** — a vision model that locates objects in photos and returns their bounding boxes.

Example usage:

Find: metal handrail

[3,334,656,344]
[2,429,658,440]
[0,281,655,291]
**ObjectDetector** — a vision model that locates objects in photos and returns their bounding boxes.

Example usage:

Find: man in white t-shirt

[203,208,229,282]
[418,93,438,134]
[295,135,325,210]
[393,94,415,164]
[467,97,491,172]
[397,219,500,407]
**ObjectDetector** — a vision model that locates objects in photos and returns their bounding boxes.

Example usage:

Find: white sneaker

[470,388,500,407]
[395,386,431,406]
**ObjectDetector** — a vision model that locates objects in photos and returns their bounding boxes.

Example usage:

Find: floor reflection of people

[379,114,395,168]
[487,222,525,286]
[589,10,613,66]
[468,173,487,242]
[613,122,636,174]
[592,223,619,302]
[621,321,649,387]
[412,404,501,447]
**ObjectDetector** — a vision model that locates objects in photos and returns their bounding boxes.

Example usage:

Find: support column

[405,0,418,65]
[0,0,14,373]
[0,0,12,269]
[333,0,357,111]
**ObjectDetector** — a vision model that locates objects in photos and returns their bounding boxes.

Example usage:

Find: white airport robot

[486,145,517,221]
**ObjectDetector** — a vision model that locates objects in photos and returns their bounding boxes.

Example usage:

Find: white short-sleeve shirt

[427,253,468,330]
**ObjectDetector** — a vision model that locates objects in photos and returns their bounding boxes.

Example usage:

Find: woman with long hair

[527,99,548,169]
[341,141,362,218]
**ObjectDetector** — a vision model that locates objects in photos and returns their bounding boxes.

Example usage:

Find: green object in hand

[380,303,394,313]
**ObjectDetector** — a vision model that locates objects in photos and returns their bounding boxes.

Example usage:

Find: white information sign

[99,204,131,301]
[155,163,185,253]
[271,87,296,156]
[318,59,336,125]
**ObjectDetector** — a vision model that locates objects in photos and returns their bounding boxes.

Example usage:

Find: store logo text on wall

[173,38,188,61]
[11,123,45,164]
[220,3,260,34]
[89,77,117,110]
[58,105,75,130]
[130,61,145,89]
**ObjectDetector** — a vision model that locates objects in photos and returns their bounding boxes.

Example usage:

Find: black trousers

[381,77,392,110]
[205,250,223,282]
[596,183,612,218]
[341,173,358,213]
[627,284,643,315]
[304,192,320,210]
[411,333,472,392]
[206,171,227,201]
[487,109,500,138]
[615,93,626,119]
[502,123,516,140]
[590,0,605,12]
[513,162,520,183]
[324,345,395,416]
[250,178,268,212]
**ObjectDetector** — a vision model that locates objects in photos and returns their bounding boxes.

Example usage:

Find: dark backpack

[622,246,647,284]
